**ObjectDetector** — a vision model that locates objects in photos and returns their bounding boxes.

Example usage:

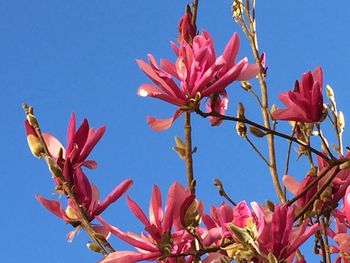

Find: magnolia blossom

[36,178,132,241]
[328,186,350,262]
[272,66,323,123]
[98,182,196,262]
[252,203,319,262]
[29,114,133,240]
[137,27,259,131]
[202,201,318,262]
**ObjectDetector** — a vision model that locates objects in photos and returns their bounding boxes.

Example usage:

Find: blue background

[1,1,349,262]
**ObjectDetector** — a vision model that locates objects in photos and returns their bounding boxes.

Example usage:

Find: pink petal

[93,224,110,240]
[74,168,92,207]
[80,160,97,169]
[137,83,185,106]
[67,228,79,243]
[237,63,260,81]
[126,196,150,227]
[202,58,246,97]
[94,179,133,216]
[35,194,70,221]
[42,133,65,158]
[311,66,323,88]
[100,251,161,263]
[66,113,76,146]
[136,59,181,99]
[79,125,106,162]
[66,119,89,161]
[97,217,158,252]
[149,185,162,227]
[287,223,319,258]
[146,109,182,131]
[222,33,239,68]
[282,175,300,196]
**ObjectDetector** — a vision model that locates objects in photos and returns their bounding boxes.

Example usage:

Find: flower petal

[94,179,133,216]
[146,109,182,131]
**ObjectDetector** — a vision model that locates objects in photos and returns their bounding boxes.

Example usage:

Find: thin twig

[317,124,335,160]
[235,2,284,203]
[245,135,270,166]
[283,123,297,176]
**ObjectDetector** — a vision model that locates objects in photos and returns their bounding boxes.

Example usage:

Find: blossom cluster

[23,3,350,263]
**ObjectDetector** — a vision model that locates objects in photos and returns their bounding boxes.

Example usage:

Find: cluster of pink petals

[202,201,318,262]
[32,114,133,240]
[137,30,259,131]
[97,182,197,263]
[328,186,350,262]
[272,66,324,123]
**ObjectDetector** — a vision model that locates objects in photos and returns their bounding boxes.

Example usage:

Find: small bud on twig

[249,126,266,138]
[236,102,246,137]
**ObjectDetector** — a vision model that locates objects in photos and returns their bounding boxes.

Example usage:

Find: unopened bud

[65,205,79,220]
[25,120,44,158]
[182,199,201,228]
[236,103,246,137]
[173,136,186,159]
[232,0,243,21]
[325,84,335,102]
[267,253,278,263]
[241,81,252,91]
[45,156,62,178]
[177,5,196,44]
[265,200,275,212]
[26,114,39,129]
[337,111,345,131]
[340,161,350,170]
[249,126,265,138]
[86,242,104,254]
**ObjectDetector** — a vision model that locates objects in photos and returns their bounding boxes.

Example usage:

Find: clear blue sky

[1,1,350,262]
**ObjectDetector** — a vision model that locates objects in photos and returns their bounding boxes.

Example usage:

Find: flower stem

[184,112,195,194]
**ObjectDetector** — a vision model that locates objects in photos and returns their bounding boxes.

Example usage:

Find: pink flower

[252,203,319,262]
[36,177,133,241]
[97,182,195,262]
[31,114,133,240]
[272,66,323,123]
[137,29,259,131]
[202,201,252,245]
[43,113,106,171]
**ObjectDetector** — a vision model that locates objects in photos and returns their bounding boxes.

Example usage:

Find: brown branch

[184,112,195,194]
[195,109,330,163]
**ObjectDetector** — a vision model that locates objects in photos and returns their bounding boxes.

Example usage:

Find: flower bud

[24,120,44,158]
[45,155,63,178]
[236,102,246,137]
[86,242,104,254]
[241,81,252,91]
[177,5,196,44]
[249,126,266,138]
